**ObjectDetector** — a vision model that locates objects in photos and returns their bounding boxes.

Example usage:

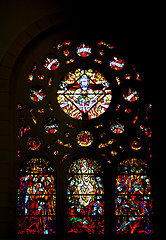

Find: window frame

[14,37,153,239]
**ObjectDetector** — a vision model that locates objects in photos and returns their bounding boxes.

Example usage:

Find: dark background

[0,0,154,105]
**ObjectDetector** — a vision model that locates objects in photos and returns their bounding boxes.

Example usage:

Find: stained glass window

[110,57,125,70]
[123,88,139,102]
[67,158,104,234]
[18,158,56,234]
[110,119,125,134]
[57,69,112,120]
[115,158,153,234]
[77,43,91,57]
[16,39,153,237]
[29,86,46,102]
[76,131,93,147]
[43,55,60,70]
[43,117,59,134]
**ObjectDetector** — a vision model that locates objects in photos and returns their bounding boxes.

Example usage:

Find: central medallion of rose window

[57,69,112,120]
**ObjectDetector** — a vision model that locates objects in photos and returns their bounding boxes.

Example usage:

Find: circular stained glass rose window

[43,117,59,134]
[27,137,41,150]
[57,69,112,120]
[76,131,93,147]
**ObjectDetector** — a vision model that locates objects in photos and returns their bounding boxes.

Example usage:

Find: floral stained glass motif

[67,158,104,234]
[56,139,72,149]
[76,131,93,147]
[18,125,31,138]
[27,65,37,82]
[115,158,153,234]
[57,69,112,120]
[98,139,116,149]
[18,158,56,234]
[56,41,71,50]
[63,50,70,56]
[28,106,38,124]
[98,41,114,49]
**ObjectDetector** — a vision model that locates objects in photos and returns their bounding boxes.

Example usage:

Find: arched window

[18,158,56,234]
[16,38,153,238]
[67,158,104,234]
[115,158,153,234]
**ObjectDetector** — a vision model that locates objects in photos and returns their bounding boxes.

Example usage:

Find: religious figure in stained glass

[57,69,112,120]
[115,158,153,234]
[67,158,104,234]
[16,39,153,237]
[18,158,56,234]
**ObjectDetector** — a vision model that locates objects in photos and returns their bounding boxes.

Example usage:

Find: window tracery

[16,39,153,237]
